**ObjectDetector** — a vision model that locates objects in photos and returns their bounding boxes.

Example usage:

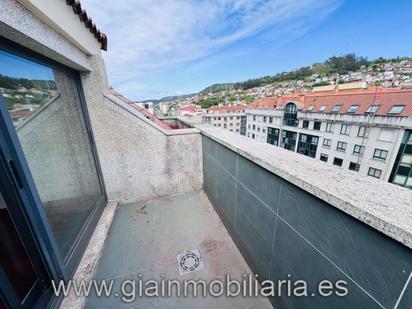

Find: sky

[78,0,412,101]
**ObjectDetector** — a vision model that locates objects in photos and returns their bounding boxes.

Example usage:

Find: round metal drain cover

[179,252,200,272]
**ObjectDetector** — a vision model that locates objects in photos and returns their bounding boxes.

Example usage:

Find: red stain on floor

[153,255,175,268]
[200,239,227,255]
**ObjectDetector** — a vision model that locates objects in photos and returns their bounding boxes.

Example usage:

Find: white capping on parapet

[60,201,118,309]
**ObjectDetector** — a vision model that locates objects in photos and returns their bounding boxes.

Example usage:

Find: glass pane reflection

[0,50,103,260]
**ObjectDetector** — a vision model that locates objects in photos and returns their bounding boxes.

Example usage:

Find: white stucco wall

[2,0,203,204]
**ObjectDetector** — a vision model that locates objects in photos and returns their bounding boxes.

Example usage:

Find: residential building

[202,105,248,135]
[246,87,412,188]
[176,105,205,119]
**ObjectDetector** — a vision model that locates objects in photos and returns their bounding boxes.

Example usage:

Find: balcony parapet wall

[185,118,412,308]
[183,119,412,249]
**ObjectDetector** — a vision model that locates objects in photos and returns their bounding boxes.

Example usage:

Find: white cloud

[81,0,341,97]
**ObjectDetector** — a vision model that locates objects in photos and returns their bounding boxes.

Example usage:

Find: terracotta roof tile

[275,87,412,116]
[66,0,107,50]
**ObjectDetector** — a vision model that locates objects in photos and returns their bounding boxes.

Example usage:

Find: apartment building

[176,105,205,119]
[246,87,412,188]
[202,105,248,134]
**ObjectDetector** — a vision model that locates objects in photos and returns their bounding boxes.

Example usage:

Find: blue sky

[79,0,412,101]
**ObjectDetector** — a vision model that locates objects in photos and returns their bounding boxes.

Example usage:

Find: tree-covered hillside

[199,54,412,93]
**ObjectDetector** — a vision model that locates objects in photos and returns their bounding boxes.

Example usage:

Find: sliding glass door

[0,38,106,306]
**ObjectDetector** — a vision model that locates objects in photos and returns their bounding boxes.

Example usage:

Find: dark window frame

[365,104,381,114]
[325,122,333,132]
[387,105,405,115]
[302,120,309,129]
[349,162,360,172]
[368,167,382,178]
[333,157,343,167]
[313,121,321,131]
[347,105,359,113]
[0,37,108,281]
[331,104,343,113]
[337,141,347,151]
[323,138,332,147]
[353,144,365,155]
[320,153,329,162]
[340,124,351,135]
[373,148,388,160]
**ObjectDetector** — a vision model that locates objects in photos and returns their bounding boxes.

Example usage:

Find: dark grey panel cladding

[201,135,412,309]
[278,182,412,308]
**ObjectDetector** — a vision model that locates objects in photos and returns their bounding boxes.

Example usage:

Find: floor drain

[177,249,203,275]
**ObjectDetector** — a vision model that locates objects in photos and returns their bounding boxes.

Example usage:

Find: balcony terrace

[1,1,412,308]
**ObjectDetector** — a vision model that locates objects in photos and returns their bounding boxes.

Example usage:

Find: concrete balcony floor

[85,191,272,308]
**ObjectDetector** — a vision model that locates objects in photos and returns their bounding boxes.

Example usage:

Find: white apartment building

[246,87,412,189]
[202,106,248,135]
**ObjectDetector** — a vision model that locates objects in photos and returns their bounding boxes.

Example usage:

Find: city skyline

[80,0,412,101]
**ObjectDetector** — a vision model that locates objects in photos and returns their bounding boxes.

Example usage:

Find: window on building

[224,123,227,128]
[357,126,369,137]
[319,105,328,112]
[0,48,105,261]
[373,149,388,160]
[368,167,382,178]
[263,116,267,122]
[253,115,256,121]
[333,157,343,167]
[340,124,351,135]
[365,104,381,114]
[302,120,309,128]
[337,141,347,151]
[353,144,365,155]
[313,121,321,131]
[252,133,255,139]
[347,105,359,113]
[252,124,256,130]
[218,117,221,120]
[388,105,405,115]
[281,130,297,151]
[323,138,332,147]
[390,131,412,188]
[269,117,273,123]
[349,162,360,172]
[283,103,298,127]
[331,104,343,113]
[230,116,233,120]
[306,105,314,112]
[325,123,333,132]
[248,124,251,129]
[320,153,329,162]
[224,117,227,122]
[267,127,280,146]
[297,134,319,158]
[257,127,261,132]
